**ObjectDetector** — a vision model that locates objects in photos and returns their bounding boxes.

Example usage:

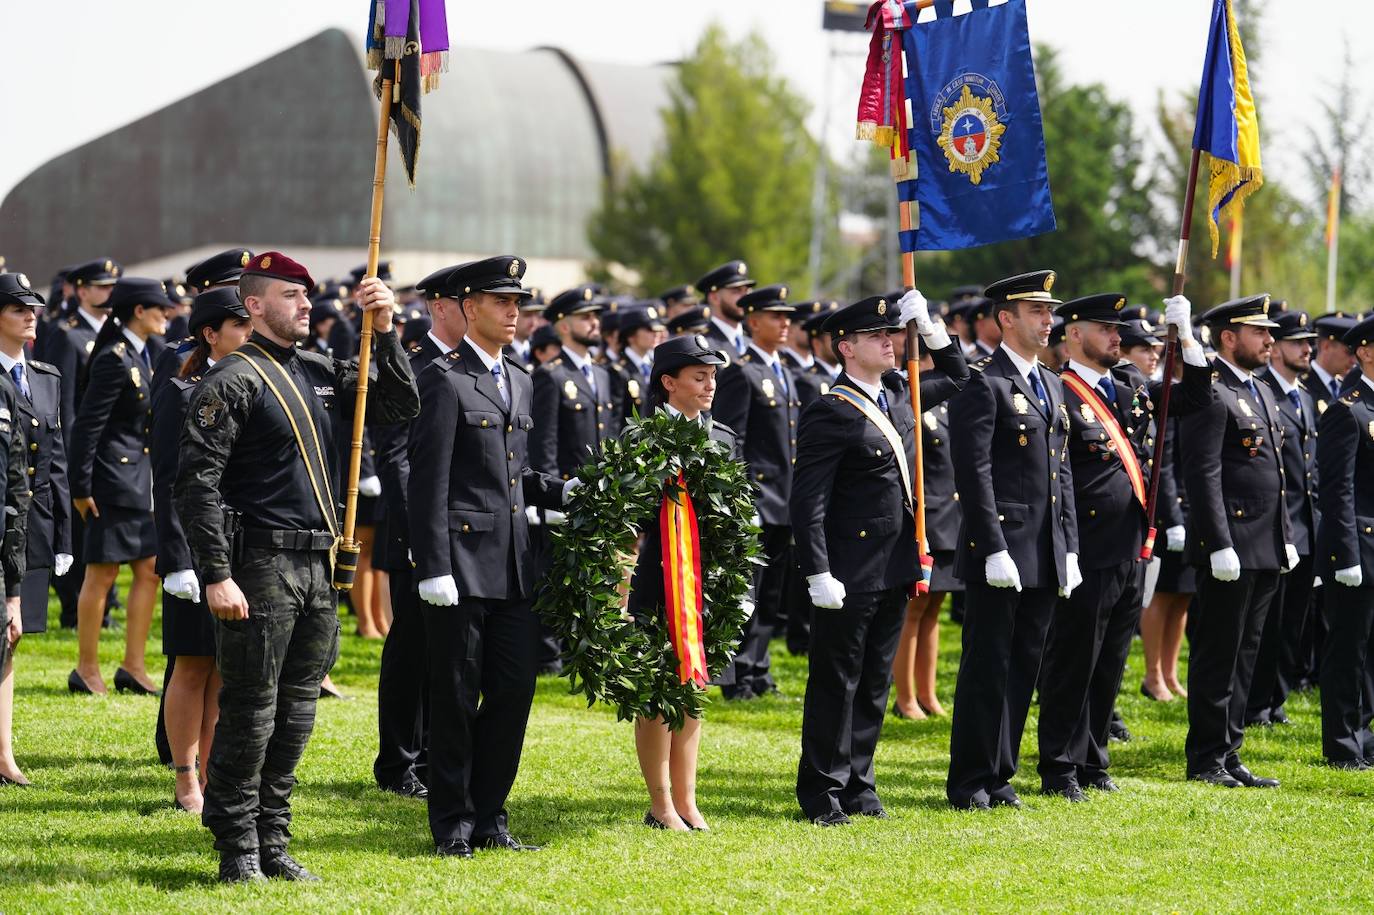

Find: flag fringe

[384,35,407,60]
[1206,157,1263,256]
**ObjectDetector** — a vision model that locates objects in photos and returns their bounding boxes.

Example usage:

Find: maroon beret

[242,251,314,291]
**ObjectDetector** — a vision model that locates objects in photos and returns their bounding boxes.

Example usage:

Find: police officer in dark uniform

[713,284,800,698]
[176,252,418,883]
[659,284,701,322]
[371,264,470,799]
[696,261,755,361]
[610,304,666,421]
[1036,293,1210,800]
[43,257,120,628]
[1249,309,1320,727]
[784,301,840,412]
[0,274,73,640]
[1181,294,1294,789]
[792,291,968,824]
[407,256,578,859]
[667,305,712,339]
[151,249,254,398]
[946,270,1079,811]
[1316,316,1374,767]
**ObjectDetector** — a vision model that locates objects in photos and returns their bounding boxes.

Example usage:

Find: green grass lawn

[3,588,1373,913]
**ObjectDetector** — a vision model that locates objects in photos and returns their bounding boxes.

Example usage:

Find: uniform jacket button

[997,514,1005,522]
[510,478,517,487]
[511,505,518,513]
[509,452,515,460]
[462,524,471,533]
[507,425,513,433]
[481,419,489,427]
[859,530,867,539]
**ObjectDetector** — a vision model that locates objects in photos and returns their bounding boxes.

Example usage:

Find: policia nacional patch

[197,397,227,429]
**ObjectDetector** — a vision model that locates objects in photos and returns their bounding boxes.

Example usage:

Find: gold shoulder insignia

[1318,399,1329,414]
[113,341,126,356]
[970,355,993,373]
[66,317,78,329]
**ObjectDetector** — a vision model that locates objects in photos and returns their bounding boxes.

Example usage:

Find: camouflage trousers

[202,546,341,853]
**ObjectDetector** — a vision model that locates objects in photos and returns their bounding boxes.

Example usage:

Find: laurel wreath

[536,412,761,729]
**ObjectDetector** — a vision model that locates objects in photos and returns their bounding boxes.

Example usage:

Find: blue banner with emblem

[898,0,1055,251]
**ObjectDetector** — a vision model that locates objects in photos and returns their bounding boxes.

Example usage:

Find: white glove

[1164,295,1206,368]
[897,289,933,332]
[1335,565,1363,588]
[358,475,382,497]
[562,478,583,505]
[418,575,460,606]
[543,509,567,526]
[54,553,74,577]
[1313,576,1323,589]
[807,572,847,610]
[984,550,1022,591]
[1059,552,1082,599]
[1165,525,1186,553]
[1209,547,1241,582]
[1284,543,1299,573]
[741,598,756,619]
[164,569,201,603]
[525,505,541,525]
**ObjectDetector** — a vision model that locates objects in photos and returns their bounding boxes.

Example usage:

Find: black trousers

[373,567,430,788]
[1184,568,1280,775]
[796,586,907,819]
[1319,583,1374,763]
[1038,560,1144,789]
[1249,555,1315,722]
[202,547,340,853]
[946,582,1057,807]
[422,595,540,844]
[724,523,790,697]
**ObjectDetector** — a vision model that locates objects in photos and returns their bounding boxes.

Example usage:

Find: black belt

[242,527,336,552]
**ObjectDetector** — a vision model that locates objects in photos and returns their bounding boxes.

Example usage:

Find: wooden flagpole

[336,59,397,591]
[1140,146,1202,559]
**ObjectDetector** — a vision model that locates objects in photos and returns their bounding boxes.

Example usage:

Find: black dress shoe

[1226,764,1279,788]
[381,775,429,799]
[950,797,991,811]
[988,785,1022,808]
[1041,784,1088,802]
[1270,708,1291,725]
[1107,720,1132,742]
[436,839,474,858]
[810,810,852,827]
[849,806,889,819]
[1189,767,1243,788]
[722,687,757,701]
[113,668,160,696]
[1083,775,1119,793]
[260,847,320,882]
[1328,758,1367,771]
[67,670,97,695]
[218,851,266,884]
[476,833,542,851]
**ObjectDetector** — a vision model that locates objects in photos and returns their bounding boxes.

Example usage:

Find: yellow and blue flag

[1192,0,1262,257]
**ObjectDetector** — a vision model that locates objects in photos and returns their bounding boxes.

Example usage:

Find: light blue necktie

[492,361,509,406]
[581,363,596,398]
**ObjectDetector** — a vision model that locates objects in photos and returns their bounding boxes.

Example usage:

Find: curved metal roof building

[0,29,672,287]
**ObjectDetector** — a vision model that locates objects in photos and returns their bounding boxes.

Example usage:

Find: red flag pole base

[1140,527,1157,561]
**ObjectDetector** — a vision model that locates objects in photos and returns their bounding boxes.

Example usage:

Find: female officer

[152,288,251,811]
[68,278,174,696]
[625,335,740,831]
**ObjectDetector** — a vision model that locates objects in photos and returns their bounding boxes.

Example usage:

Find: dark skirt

[84,505,157,564]
[929,549,964,593]
[356,493,379,526]
[19,567,51,632]
[161,591,217,657]
[1154,548,1197,595]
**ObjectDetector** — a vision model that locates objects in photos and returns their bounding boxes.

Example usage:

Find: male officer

[610,304,666,420]
[176,252,418,883]
[152,249,253,397]
[945,269,1080,811]
[1249,310,1320,726]
[1181,294,1295,789]
[0,274,70,636]
[408,256,579,859]
[370,263,471,800]
[792,291,967,825]
[659,284,700,321]
[966,296,1002,359]
[696,261,755,361]
[667,306,712,339]
[1036,293,1209,800]
[714,284,800,698]
[505,290,546,368]
[1315,316,1374,767]
[1305,315,1357,413]
[784,301,840,411]
[42,257,120,628]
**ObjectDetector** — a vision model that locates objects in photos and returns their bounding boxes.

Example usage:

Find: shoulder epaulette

[407,343,424,354]
[169,375,198,392]
[548,357,564,368]
[1342,388,1361,405]
[434,350,463,372]
[970,355,994,373]
[27,360,58,376]
[504,358,530,375]
[113,341,126,356]
[65,316,79,329]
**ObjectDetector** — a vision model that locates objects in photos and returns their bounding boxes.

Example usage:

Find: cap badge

[240,251,251,267]
[647,307,658,319]
[780,286,788,299]
[104,260,112,273]
[1115,298,1125,311]
[877,299,887,316]
[16,274,29,289]
[261,256,272,269]
[509,260,521,277]
[1044,273,1055,292]
[1012,392,1029,415]
[1299,313,1308,326]
[739,262,748,276]
[582,288,592,301]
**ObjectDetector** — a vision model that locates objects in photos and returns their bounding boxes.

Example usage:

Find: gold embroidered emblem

[761,378,776,399]
[260,256,271,269]
[240,251,250,267]
[16,274,29,289]
[197,397,225,429]
[1318,399,1329,414]
[563,379,578,400]
[509,260,520,277]
[1017,433,1028,447]
[877,299,887,316]
[130,366,141,388]
[1012,392,1029,415]
[627,379,641,400]
[1368,420,1374,441]
[1079,403,1095,423]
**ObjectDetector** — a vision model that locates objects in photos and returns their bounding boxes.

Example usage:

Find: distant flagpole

[1326,166,1342,313]
[1227,213,1243,300]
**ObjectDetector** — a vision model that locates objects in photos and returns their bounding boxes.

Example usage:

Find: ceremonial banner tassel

[660,473,709,687]
[337,0,448,591]
[1143,0,1263,559]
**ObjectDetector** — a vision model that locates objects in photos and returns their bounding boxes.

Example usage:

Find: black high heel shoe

[643,811,669,829]
[114,668,160,696]
[68,670,97,695]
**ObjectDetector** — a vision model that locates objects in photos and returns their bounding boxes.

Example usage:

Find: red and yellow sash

[1060,370,1148,509]
[660,472,708,687]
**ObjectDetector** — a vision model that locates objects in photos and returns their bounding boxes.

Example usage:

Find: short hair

[238,273,271,301]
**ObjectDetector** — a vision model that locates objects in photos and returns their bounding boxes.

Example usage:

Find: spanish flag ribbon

[660,472,708,687]
[1192,0,1263,257]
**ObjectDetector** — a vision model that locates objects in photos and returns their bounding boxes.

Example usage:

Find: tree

[587,25,821,294]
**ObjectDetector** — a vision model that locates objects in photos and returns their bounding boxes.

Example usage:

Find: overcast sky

[1,0,1369,209]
